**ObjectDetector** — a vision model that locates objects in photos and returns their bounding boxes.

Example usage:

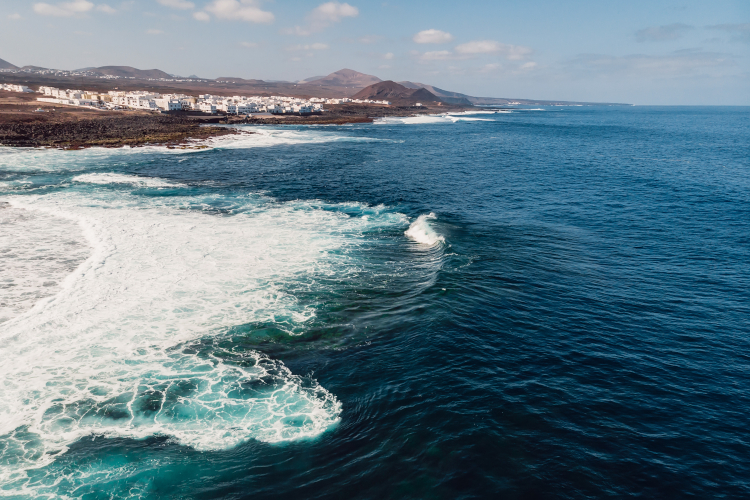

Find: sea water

[1,107,749,498]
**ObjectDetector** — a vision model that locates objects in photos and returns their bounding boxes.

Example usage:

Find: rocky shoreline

[0,114,240,149]
[0,92,472,149]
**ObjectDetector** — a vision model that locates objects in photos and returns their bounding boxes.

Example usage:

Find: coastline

[0,115,242,149]
[0,91,475,149]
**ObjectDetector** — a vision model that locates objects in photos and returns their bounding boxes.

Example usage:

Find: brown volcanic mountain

[352,81,443,104]
[87,66,173,79]
[398,81,472,105]
[303,69,381,88]
[0,58,19,70]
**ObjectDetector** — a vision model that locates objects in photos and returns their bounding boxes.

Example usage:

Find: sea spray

[405,213,445,246]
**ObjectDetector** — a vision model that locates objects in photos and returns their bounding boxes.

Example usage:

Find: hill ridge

[303,69,382,88]
[87,66,173,79]
[0,57,19,70]
[352,81,442,104]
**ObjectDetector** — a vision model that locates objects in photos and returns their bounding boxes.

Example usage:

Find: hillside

[87,66,173,79]
[399,81,472,105]
[352,81,443,105]
[216,77,265,84]
[304,69,381,88]
[0,58,19,70]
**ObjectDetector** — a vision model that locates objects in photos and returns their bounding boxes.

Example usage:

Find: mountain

[0,58,19,70]
[303,69,381,88]
[86,66,173,79]
[352,81,443,105]
[216,77,266,84]
[398,81,473,105]
[299,75,326,83]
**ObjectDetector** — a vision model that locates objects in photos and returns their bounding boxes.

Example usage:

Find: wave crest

[405,213,445,246]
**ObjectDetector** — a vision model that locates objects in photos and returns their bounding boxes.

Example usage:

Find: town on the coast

[1,83,391,115]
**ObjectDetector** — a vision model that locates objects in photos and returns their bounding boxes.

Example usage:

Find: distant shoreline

[0,91,474,149]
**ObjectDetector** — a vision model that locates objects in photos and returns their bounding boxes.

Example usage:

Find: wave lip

[405,213,445,246]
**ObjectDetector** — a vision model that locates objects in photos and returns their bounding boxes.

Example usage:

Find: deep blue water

[1,106,749,499]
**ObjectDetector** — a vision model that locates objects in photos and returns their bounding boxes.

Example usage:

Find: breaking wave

[0,185,412,494]
[405,213,445,246]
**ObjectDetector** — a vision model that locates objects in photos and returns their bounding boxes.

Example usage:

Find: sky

[1,0,748,104]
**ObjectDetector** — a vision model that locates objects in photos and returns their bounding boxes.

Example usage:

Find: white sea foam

[0,188,412,492]
[0,127,381,174]
[207,126,383,149]
[0,203,90,324]
[445,110,499,116]
[72,173,186,188]
[375,113,497,125]
[405,213,445,246]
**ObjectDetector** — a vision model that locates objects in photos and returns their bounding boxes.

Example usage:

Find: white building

[154,98,183,111]
[1,84,33,93]
[198,102,216,114]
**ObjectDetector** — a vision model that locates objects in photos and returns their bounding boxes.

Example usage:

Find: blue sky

[1,0,748,104]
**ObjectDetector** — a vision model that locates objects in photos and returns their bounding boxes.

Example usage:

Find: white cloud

[504,45,534,60]
[240,41,258,48]
[358,35,382,44]
[520,62,537,69]
[455,40,501,54]
[567,49,734,78]
[157,0,195,9]
[480,63,501,73]
[96,4,116,13]
[413,29,453,44]
[205,0,274,24]
[33,0,94,17]
[147,28,164,34]
[193,11,209,21]
[310,1,357,23]
[455,40,533,60]
[420,50,453,61]
[707,23,750,43]
[636,23,694,42]
[285,1,358,35]
[383,52,394,59]
[287,43,329,50]
[8,13,22,19]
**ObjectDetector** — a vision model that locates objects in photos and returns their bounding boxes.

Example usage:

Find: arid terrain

[0,92,238,148]
[0,88,469,148]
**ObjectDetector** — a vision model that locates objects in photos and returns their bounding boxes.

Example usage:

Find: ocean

[1,106,748,499]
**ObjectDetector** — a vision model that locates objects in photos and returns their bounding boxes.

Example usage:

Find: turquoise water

[1,107,749,498]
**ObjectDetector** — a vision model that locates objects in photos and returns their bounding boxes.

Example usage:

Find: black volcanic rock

[0,114,235,148]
